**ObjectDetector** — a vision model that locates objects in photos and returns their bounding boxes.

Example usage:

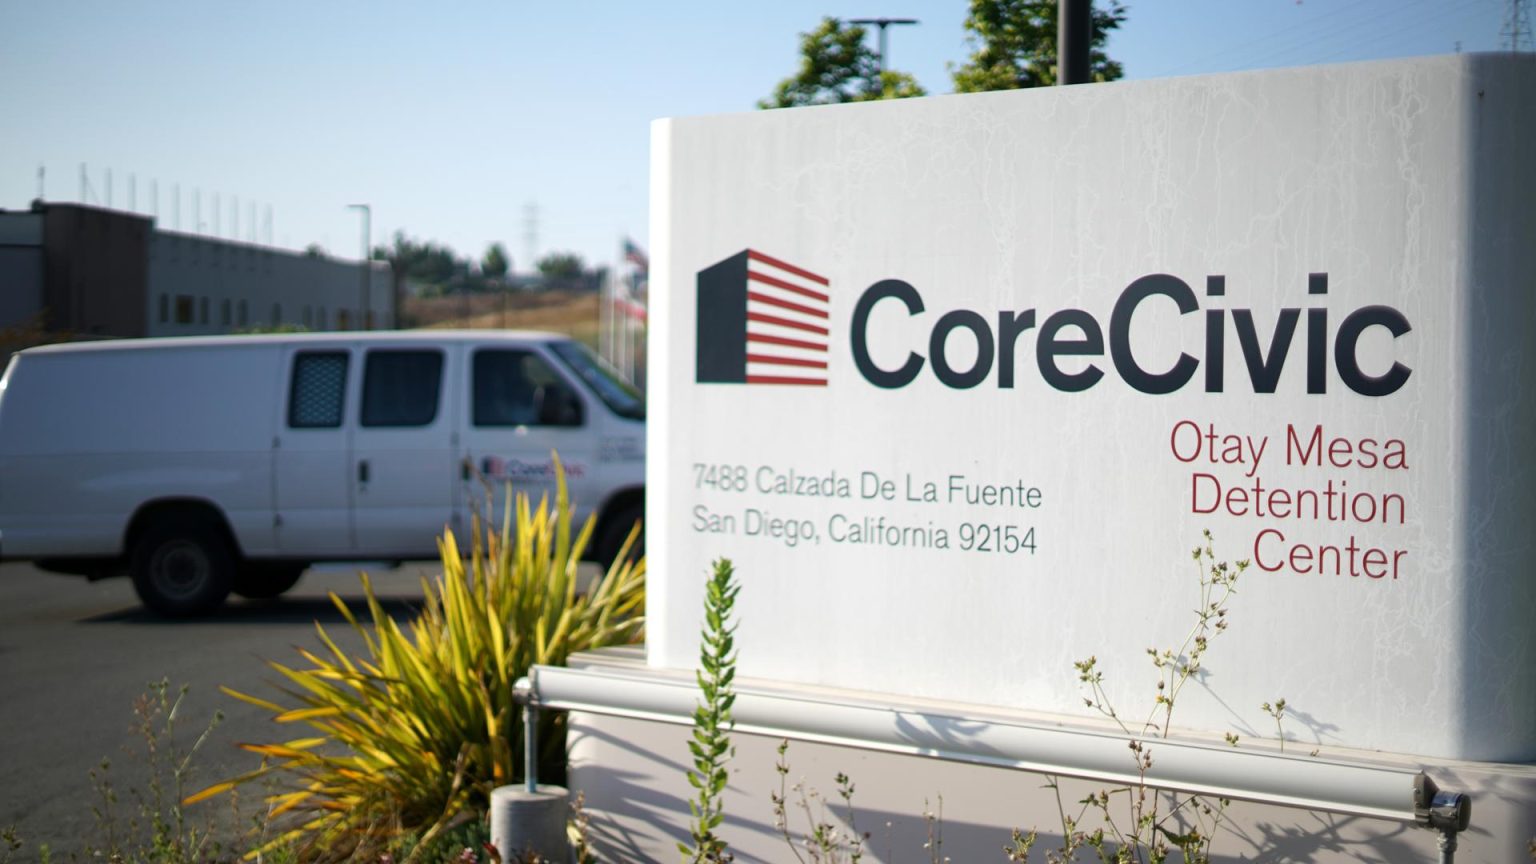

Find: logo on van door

[696,250,830,386]
[480,456,587,481]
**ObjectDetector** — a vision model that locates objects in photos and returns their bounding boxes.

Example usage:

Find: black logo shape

[696,249,830,386]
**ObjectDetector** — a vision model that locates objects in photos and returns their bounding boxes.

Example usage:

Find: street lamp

[848,17,919,78]
[347,203,371,330]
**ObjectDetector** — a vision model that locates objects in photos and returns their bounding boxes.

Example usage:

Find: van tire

[594,504,643,570]
[129,520,234,617]
[232,564,306,600]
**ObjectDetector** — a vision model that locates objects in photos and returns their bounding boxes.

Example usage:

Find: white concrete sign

[647,55,1535,762]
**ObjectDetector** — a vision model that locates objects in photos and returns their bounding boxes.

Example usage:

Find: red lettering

[1328,436,1354,467]
[1356,437,1380,469]
[1191,472,1222,513]
[1171,420,1202,463]
[1254,528,1285,572]
[1287,423,1323,466]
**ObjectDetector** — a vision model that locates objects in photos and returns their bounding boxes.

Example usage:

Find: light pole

[1058,0,1091,85]
[848,17,919,79]
[347,203,371,330]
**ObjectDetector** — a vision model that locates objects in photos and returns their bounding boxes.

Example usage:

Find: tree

[951,0,1126,92]
[374,231,461,287]
[482,243,510,280]
[536,251,585,283]
[759,17,926,109]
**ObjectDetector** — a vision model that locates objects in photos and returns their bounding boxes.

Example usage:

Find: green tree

[536,251,585,282]
[374,231,462,287]
[482,242,510,279]
[759,17,926,109]
[951,0,1126,92]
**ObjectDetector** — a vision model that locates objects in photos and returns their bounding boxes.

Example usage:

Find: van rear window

[289,352,348,428]
[362,350,443,427]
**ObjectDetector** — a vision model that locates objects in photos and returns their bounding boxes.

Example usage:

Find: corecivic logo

[851,273,1412,396]
[696,250,830,386]
[696,256,1413,397]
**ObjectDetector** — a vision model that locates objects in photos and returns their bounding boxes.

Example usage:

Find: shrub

[682,559,739,864]
[190,458,644,861]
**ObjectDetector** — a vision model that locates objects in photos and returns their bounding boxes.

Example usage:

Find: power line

[1159,0,1384,76]
[1248,0,1467,68]
[1312,0,1484,63]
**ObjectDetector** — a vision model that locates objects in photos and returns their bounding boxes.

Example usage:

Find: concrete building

[0,200,393,339]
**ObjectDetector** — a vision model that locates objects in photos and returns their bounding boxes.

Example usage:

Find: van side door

[351,344,459,557]
[274,346,356,556]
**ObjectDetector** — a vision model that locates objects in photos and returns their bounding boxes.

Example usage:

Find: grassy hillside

[403,290,601,347]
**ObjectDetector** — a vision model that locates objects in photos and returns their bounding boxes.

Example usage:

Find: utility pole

[523,202,539,279]
[348,204,371,330]
[1058,0,1091,85]
[848,17,919,78]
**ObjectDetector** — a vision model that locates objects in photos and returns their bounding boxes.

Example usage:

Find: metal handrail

[514,662,1471,861]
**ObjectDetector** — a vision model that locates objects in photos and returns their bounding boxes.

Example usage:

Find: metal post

[1414,775,1471,864]
[1058,0,1091,85]
[1437,828,1457,864]
[521,688,538,793]
[849,18,919,84]
[493,676,568,861]
[348,204,371,330]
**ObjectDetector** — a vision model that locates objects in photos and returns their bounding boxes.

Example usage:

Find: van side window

[473,350,583,428]
[362,350,443,427]
[289,352,349,428]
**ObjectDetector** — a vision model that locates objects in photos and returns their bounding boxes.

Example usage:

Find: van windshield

[548,340,645,421]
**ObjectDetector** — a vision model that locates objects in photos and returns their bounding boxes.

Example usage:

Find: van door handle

[358,459,370,484]
[461,457,472,482]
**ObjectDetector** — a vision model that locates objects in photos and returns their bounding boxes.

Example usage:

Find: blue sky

[0,0,1509,273]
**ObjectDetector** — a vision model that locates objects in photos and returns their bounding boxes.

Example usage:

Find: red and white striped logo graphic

[696,249,830,386]
[745,251,829,386]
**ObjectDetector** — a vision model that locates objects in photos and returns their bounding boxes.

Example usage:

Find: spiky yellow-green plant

[189,458,644,861]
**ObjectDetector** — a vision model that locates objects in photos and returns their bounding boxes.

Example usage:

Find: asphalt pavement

[0,560,441,861]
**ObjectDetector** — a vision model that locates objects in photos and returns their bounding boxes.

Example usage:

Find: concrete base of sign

[557,650,1536,863]
[489,784,568,863]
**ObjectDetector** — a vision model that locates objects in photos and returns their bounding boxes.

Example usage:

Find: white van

[0,330,645,615]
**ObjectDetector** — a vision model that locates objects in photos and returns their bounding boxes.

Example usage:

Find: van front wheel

[233,564,305,600]
[594,504,644,570]
[130,521,234,617]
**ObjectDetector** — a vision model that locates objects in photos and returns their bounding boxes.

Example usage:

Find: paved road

[0,560,442,860]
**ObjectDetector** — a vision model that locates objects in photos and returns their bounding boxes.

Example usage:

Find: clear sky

[0,0,1510,273]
